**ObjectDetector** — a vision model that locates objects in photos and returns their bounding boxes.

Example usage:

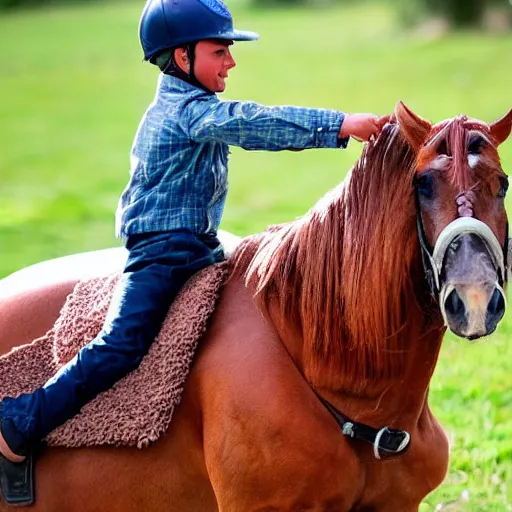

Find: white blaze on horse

[0,102,510,511]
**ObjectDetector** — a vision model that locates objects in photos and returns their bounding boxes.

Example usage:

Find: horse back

[0,248,127,354]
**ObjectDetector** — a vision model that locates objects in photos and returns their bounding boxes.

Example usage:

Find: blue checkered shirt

[116,73,347,238]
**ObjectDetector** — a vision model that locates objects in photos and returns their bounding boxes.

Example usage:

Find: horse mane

[232,124,438,388]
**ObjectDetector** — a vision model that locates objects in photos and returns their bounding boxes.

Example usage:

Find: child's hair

[152,49,174,71]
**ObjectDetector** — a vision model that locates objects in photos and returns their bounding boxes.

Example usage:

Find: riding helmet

[139,0,259,62]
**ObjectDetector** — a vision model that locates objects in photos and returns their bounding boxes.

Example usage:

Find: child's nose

[227,51,236,69]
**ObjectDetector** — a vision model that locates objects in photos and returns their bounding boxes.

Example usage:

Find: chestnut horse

[0,102,510,511]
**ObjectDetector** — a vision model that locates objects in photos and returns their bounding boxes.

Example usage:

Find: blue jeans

[0,230,223,454]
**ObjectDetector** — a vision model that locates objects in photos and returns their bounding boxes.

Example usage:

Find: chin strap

[160,43,214,94]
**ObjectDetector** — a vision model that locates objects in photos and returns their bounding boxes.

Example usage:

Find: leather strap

[316,394,410,460]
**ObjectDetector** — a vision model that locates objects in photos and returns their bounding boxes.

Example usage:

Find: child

[0,0,388,503]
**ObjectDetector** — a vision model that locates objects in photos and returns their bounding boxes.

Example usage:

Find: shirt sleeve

[184,98,349,151]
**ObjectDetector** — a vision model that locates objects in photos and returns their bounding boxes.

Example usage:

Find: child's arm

[184,99,386,151]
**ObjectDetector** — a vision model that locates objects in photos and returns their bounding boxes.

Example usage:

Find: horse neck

[244,185,446,427]
[311,176,446,423]
[234,125,447,425]
[267,273,446,427]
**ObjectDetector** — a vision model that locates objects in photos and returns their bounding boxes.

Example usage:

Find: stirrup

[0,451,34,506]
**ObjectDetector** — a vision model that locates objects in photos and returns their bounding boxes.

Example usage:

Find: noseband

[415,191,508,298]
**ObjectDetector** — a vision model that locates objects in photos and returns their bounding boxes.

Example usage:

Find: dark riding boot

[0,453,34,506]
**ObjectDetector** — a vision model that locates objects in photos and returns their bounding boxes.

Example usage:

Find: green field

[1,1,511,509]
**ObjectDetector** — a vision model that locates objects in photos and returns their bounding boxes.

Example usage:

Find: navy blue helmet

[139,0,259,61]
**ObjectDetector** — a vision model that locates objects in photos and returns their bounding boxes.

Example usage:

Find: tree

[425,0,488,27]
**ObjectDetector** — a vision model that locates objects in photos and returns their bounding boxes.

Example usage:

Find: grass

[1,1,511,509]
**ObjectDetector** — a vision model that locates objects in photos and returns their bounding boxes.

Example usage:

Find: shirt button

[317,127,323,132]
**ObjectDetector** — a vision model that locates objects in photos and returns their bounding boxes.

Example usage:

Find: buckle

[314,392,411,461]
[373,427,410,460]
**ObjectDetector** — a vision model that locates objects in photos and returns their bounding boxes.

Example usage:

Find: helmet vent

[197,0,231,19]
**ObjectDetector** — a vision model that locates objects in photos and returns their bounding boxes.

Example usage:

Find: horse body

[0,103,510,511]
[0,266,449,512]
[193,277,450,511]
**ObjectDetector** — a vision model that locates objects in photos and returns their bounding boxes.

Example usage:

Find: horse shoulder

[190,276,362,511]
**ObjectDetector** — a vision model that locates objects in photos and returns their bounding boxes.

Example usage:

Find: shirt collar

[158,73,215,96]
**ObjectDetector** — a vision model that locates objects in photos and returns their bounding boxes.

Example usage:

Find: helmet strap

[160,43,213,94]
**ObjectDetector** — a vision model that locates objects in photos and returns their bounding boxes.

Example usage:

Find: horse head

[395,101,512,340]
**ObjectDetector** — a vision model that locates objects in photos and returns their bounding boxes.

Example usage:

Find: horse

[0,101,510,511]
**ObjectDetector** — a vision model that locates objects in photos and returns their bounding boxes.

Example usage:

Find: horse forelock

[419,116,503,192]
[232,123,434,388]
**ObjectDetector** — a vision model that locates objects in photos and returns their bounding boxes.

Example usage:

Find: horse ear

[489,109,512,146]
[394,101,432,153]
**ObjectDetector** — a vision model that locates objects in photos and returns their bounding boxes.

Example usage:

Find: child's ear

[174,47,190,73]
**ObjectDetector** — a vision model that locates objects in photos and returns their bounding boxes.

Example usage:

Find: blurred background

[1,0,511,509]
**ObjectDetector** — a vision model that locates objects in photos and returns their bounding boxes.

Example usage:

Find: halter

[415,189,508,300]
[314,178,509,461]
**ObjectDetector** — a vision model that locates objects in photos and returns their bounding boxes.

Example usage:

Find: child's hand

[339,113,390,142]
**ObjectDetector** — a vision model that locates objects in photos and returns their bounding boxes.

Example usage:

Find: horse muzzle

[430,218,507,340]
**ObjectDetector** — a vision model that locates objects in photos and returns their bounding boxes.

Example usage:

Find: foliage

[396,0,511,29]
[1,0,51,9]
[0,0,101,11]
[424,0,487,27]
[250,0,346,6]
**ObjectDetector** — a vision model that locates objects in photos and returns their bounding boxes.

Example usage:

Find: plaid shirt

[116,73,348,238]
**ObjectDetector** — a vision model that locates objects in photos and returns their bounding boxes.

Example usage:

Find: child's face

[194,40,236,93]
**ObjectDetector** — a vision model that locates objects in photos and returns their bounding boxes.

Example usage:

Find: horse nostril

[487,288,505,317]
[444,289,466,318]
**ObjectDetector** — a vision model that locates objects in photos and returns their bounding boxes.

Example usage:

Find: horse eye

[498,176,509,198]
[415,174,434,199]
[468,134,486,154]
